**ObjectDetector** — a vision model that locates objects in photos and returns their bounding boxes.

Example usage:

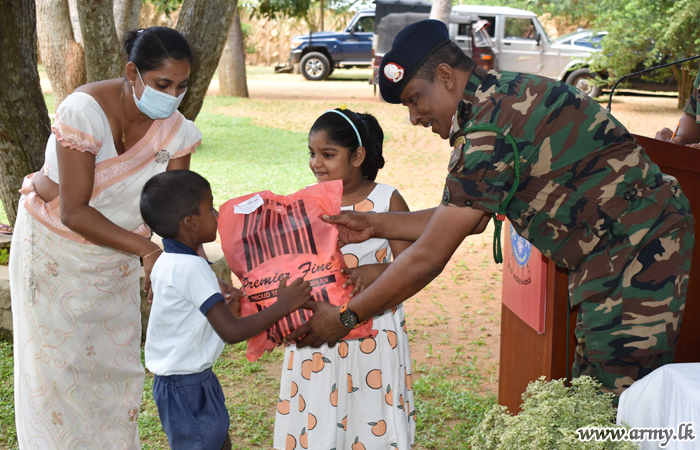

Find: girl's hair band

[324,109,362,147]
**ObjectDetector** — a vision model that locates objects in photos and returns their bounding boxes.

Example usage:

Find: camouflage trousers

[571,201,694,404]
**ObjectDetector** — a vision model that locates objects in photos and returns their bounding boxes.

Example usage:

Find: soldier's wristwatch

[339,302,360,329]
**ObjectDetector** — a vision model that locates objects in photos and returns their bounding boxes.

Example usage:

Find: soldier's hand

[323,212,373,246]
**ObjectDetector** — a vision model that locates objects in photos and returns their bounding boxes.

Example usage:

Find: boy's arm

[205,277,312,344]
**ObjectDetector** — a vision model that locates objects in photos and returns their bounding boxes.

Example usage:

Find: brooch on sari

[154,149,170,164]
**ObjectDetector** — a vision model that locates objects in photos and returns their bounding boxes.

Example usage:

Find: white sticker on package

[234,194,264,214]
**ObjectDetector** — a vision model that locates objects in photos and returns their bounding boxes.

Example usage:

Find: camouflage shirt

[683,70,699,123]
[442,67,692,278]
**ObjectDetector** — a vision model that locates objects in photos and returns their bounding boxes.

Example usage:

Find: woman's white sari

[9,92,201,449]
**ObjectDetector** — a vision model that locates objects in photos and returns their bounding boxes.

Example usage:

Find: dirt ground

[207,71,683,397]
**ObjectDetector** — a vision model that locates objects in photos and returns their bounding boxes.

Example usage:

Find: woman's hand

[341,264,389,297]
[323,211,373,246]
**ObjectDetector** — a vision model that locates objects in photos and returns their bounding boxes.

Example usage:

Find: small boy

[140,170,312,450]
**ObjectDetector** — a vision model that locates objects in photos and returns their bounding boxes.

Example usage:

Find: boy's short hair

[140,170,211,239]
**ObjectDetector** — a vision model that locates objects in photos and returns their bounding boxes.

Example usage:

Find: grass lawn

[0,91,496,449]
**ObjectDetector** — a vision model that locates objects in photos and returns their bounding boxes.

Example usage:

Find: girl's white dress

[274,183,416,450]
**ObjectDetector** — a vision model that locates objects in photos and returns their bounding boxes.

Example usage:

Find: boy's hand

[218,278,237,301]
[277,276,312,313]
[226,287,246,318]
[341,264,389,297]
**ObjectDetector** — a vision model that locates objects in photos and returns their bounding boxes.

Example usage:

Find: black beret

[379,19,451,104]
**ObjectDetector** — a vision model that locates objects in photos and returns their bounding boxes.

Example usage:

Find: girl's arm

[205,277,312,344]
[340,190,413,297]
[387,190,412,258]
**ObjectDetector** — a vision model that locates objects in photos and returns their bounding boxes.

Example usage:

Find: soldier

[287,20,695,402]
[656,68,700,148]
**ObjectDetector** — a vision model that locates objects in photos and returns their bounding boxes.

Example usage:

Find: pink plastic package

[218,180,376,361]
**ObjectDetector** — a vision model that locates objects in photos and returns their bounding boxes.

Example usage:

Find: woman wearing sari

[9,27,213,449]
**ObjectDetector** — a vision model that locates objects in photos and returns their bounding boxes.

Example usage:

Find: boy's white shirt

[145,240,225,376]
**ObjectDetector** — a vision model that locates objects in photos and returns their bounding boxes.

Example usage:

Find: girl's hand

[277,276,313,313]
[142,247,163,303]
[341,264,389,297]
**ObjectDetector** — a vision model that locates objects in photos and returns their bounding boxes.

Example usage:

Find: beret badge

[384,63,405,83]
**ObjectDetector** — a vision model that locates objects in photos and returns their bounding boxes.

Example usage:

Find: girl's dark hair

[123,27,192,73]
[310,108,385,181]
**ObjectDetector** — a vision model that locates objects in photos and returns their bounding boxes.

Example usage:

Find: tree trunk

[67,0,83,45]
[76,0,122,82]
[429,0,452,25]
[672,65,694,109]
[113,0,142,48]
[0,0,52,225]
[218,8,249,98]
[36,0,87,108]
[176,0,238,120]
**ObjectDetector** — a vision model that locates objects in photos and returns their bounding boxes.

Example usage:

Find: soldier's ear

[436,63,455,91]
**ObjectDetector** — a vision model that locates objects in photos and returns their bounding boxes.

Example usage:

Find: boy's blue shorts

[153,367,230,450]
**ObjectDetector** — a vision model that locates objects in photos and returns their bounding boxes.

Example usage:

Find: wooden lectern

[498,135,700,413]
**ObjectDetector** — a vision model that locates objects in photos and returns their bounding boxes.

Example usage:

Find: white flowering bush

[468,376,637,450]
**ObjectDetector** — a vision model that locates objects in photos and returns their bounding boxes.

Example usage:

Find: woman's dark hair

[310,108,385,181]
[124,27,192,73]
[140,170,210,239]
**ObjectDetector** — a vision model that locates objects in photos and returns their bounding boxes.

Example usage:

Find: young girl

[274,108,416,450]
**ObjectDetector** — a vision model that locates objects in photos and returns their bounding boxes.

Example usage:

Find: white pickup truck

[451,5,605,97]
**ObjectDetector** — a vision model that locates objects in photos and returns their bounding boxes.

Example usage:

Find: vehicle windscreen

[572,34,605,49]
[472,20,494,48]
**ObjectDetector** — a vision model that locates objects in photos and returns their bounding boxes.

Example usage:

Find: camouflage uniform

[683,70,699,123]
[442,67,695,400]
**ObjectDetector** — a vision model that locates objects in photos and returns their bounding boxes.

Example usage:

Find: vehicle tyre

[566,68,603,98]
[301,52,331,81]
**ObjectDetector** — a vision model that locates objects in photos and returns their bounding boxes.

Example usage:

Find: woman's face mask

[132,68,186,120]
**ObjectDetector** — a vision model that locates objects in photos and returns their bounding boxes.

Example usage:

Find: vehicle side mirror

[349,28,355,36]
[534,32,541,45]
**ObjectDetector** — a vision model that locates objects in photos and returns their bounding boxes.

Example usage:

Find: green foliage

[413,366,496,449]
[468,376,636,450]
[144,0,184,17]
[0,248,8,266]
[246,0,362,32]
[0,340,17,448]
[240,21,257,55]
